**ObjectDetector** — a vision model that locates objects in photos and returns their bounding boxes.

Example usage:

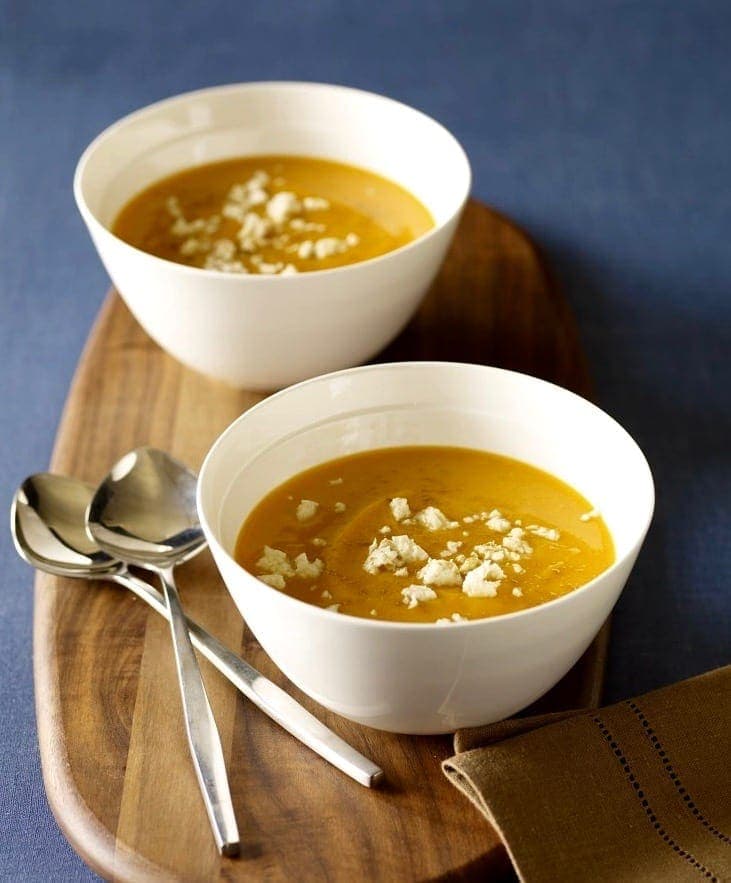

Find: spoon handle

[158,567,240,857]
[114,569,383,788]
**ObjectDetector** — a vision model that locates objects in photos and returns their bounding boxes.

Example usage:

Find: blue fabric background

[1,1,729,879]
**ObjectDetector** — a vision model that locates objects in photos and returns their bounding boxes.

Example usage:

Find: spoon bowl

[12,474,120,579]
[87,447,204,569]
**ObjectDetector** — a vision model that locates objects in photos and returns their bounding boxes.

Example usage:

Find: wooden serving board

[35,200,608,882]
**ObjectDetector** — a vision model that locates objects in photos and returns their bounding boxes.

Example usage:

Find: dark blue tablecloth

[1,1,729,879]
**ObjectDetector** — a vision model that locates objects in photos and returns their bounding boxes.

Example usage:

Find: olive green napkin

[443,666,731,882]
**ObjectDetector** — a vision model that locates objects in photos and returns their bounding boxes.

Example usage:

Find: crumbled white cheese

[527,525,561,541]
[256,261,283,275]
[289,218,325,232]
[345,233,359,247]
[179,236,210,256]
[480,561,505,581]
[266,191,302,225]
[203,253,247,273]
[313,237,346,259]
[418,558,462,586]
[171,214,220,238]
[297,240,314,259]
[334,502,346,513]
[462,561,503,597]
[463,516,476,524]
[414,506,458,531]
[326,603,340,612]
[401,584,438,609]
[256,546,295,578]
[459,555,481,573]
[294,552,324,580]
[210,238,237,260]
[512,563,524,574]
[389,497,411,522]
[370,609,377,616]
[236,212,273,252]
[472,542,500,560]
[394,566,409,577]
[363,534,428,574]
[436,612,468,625]
[363,539,399,574]
[502,527,533,556]
[303,196,330,211]
[321,589,332,599]
[512,587,523,597]
[440,540,463,558]
[485,510,512,533]
[379,525,392,535]
[224,173,269,219]
[580,509,600,522]
[392,535,428,564]
[258,573,286,589]
[296,499,319,521]
[279,264,298,275]
[311,537,327,547]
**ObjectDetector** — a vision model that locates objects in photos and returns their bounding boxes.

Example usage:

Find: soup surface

[235,446,614,623]
[112,155,434,275]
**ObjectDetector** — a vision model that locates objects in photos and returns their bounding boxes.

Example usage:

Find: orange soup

[235,446,614,623]
[112,155,434,275]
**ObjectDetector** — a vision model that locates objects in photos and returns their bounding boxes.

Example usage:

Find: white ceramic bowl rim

[198,360,655,631]
[73,80,472,284]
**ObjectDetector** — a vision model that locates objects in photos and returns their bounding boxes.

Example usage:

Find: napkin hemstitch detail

[592,713,722,883]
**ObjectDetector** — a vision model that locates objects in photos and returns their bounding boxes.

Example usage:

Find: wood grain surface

[34,200,606,882]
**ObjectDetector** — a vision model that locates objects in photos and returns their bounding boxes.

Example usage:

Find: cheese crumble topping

[389,497,412,522]
[296,499,319,521]
[363,535,428,574]
[436,613,468,625]
[294,553,324,580]
[257,491,580,620]
[462,565,501,598]
[527,525,561,541]
[258,573,286,589]
[485,510,512,533]
[166,171,360,275]
[401,584,437,609]
[417,558,462,587]
[414,506,459,531]
[256,546,294,577]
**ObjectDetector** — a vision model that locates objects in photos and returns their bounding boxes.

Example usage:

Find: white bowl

[74,82,471,390]
[198,362,654,734]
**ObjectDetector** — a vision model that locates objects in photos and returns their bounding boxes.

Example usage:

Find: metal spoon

[11,472,383,788]
[86,447,239,856]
